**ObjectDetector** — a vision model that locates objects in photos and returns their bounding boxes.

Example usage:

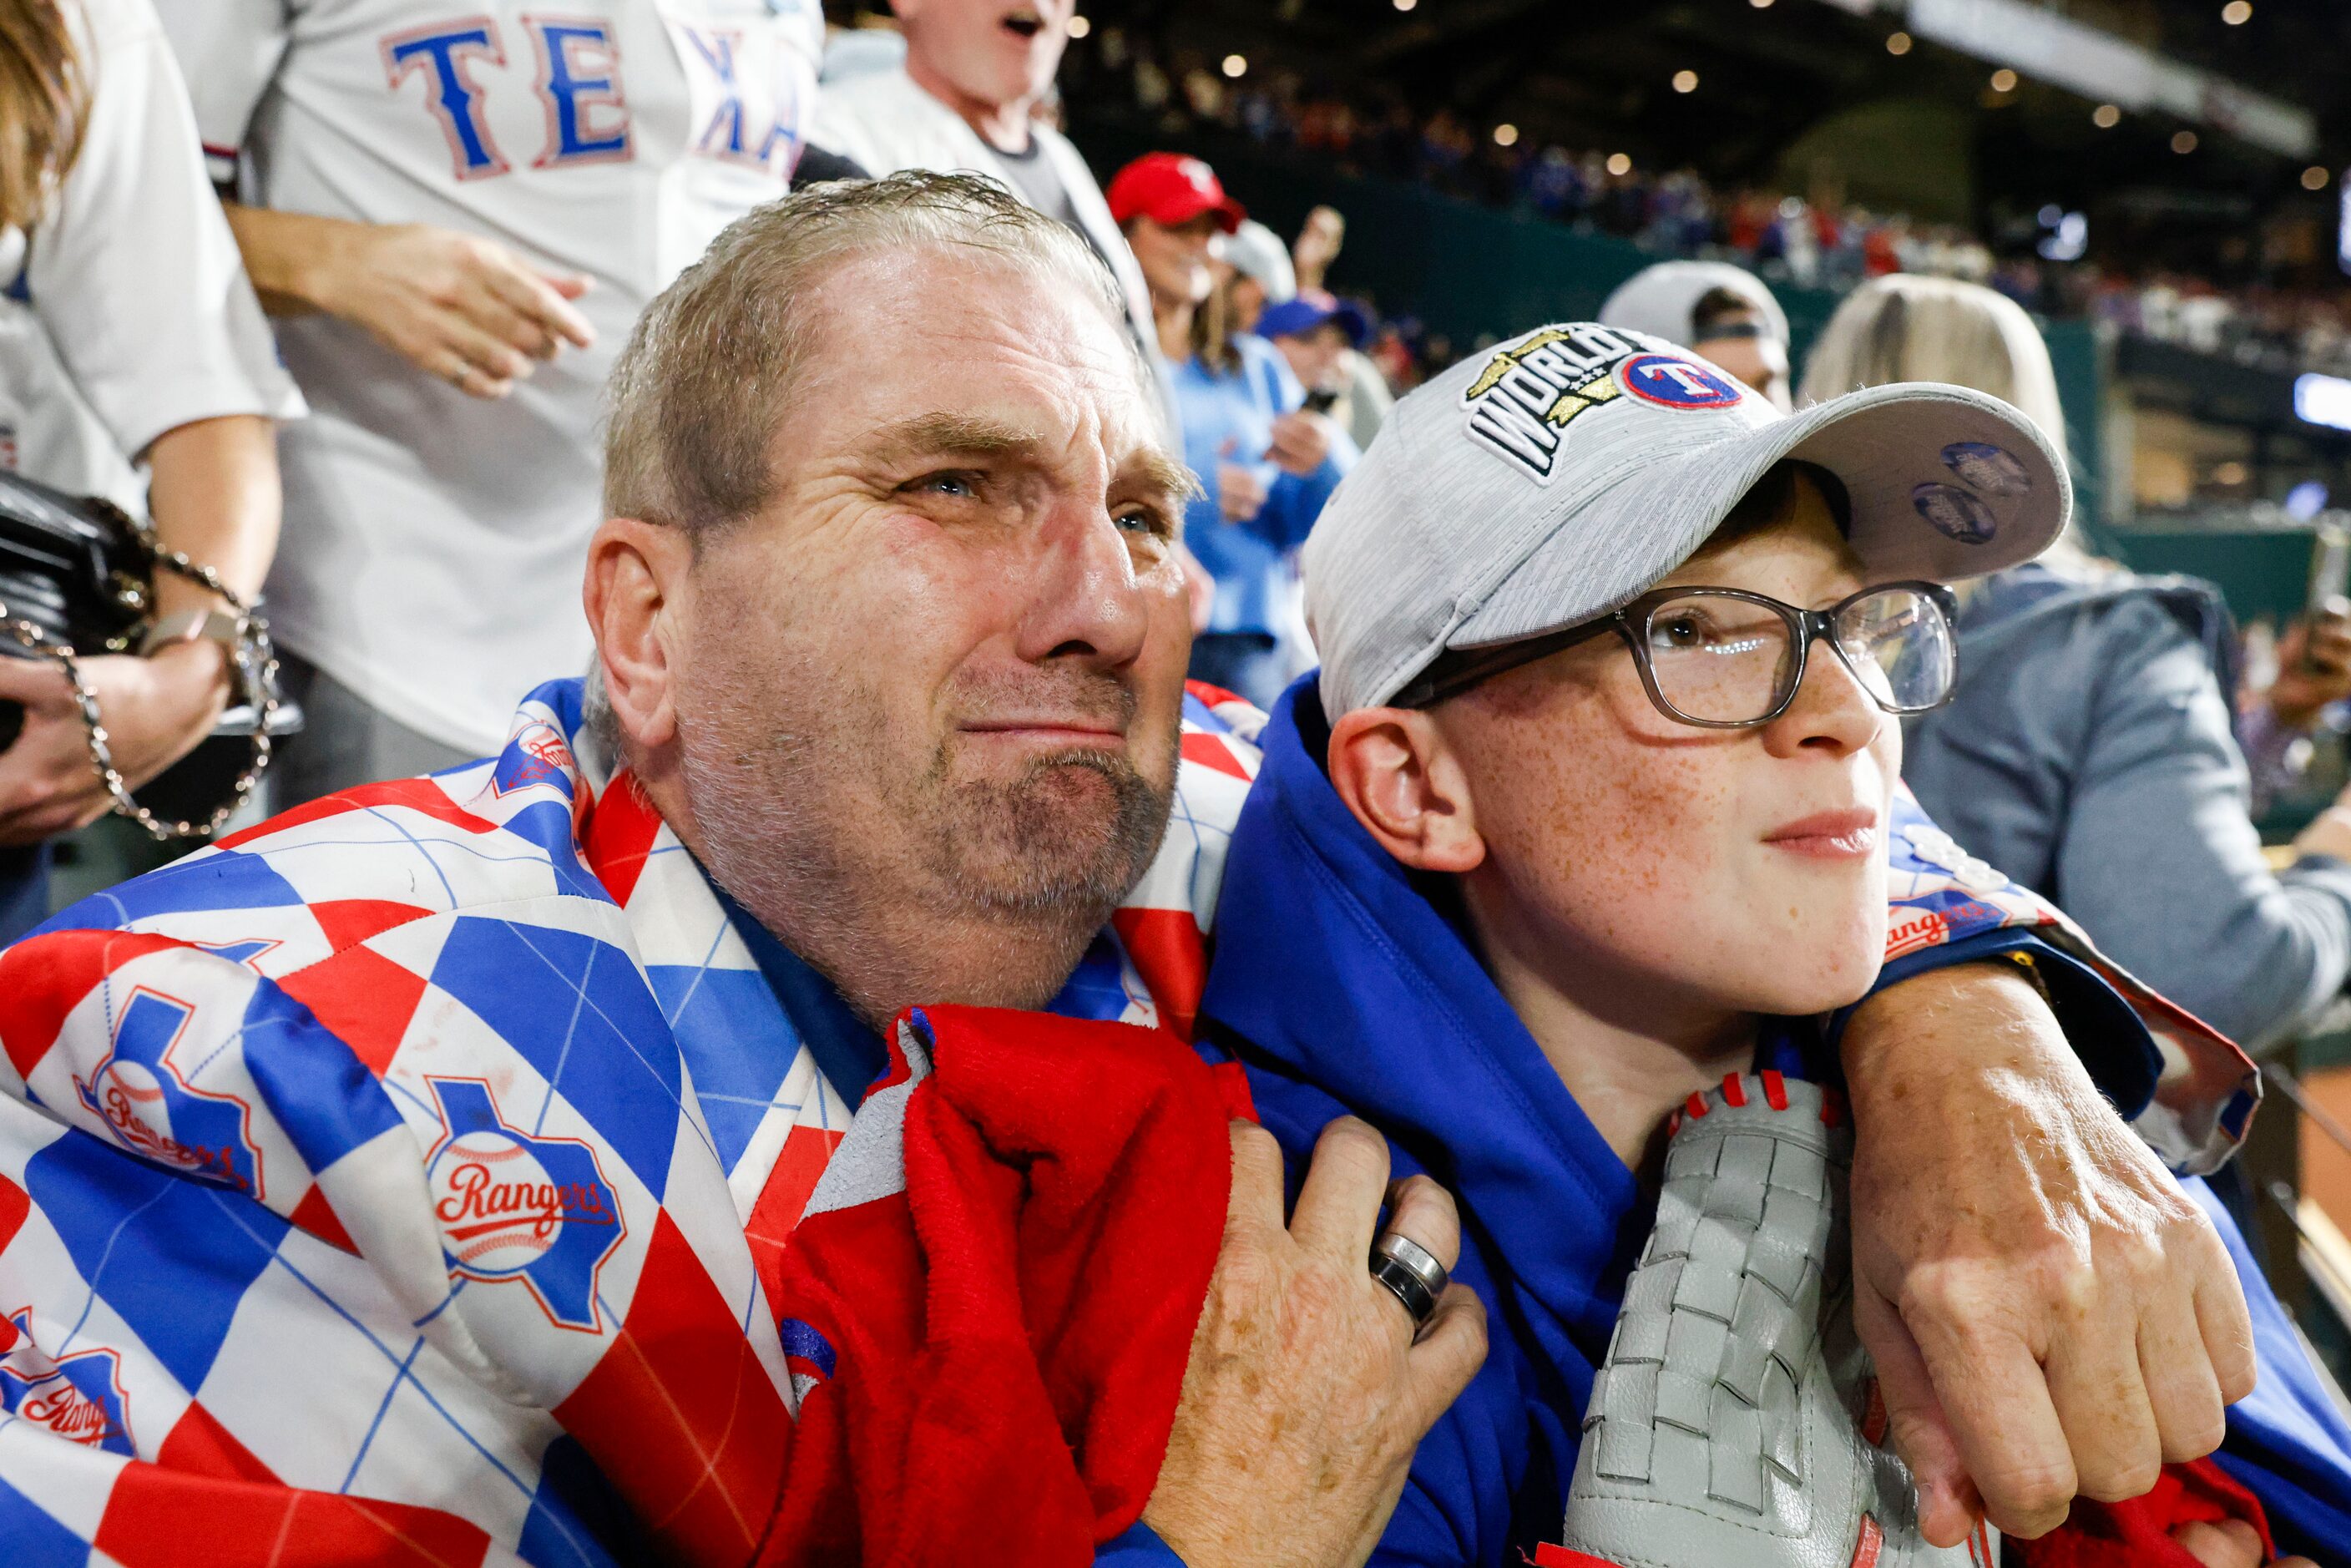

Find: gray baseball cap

[1302,321,2071,717]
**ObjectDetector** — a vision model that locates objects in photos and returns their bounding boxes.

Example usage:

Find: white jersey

[0,0,301,515]
[157,0,823,752]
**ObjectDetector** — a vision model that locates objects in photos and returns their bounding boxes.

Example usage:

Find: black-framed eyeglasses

[1394,581,1960,728]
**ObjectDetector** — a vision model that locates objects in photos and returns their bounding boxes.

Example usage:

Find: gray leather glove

[1552,1072,1993,1568]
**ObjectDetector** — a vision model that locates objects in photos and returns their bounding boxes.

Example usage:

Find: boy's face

[1428,479,1896,1024]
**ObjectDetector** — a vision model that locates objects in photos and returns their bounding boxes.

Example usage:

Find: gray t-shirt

[983,135,1120,278]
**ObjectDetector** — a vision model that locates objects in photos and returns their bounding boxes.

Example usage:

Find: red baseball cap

[1105,152,1245,233]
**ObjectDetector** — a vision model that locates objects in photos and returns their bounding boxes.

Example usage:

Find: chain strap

[0,528,277,842]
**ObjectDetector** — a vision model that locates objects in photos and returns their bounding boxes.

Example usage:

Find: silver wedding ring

[1368,1230,1449,1332]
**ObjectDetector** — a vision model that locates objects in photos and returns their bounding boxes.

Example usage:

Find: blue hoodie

[1197,678,2351,1566]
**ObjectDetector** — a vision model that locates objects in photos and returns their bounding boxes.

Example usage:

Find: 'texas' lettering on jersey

[380,15,801,182]
[1459,326,1636,484]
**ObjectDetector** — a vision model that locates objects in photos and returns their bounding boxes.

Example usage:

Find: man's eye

[1115,508,1172,539]
[908,472,979,499]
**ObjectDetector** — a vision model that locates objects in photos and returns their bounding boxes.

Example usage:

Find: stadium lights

[1886,32,1913,55]
[2308,166,2334,191]
[2222,2,2252,23]
[2296,375,2351,432]
[2093,104,2121,128]
[2174,129,2199,154]
[1221,53,1246,78]
[1751,0,1775,8]
[1990,68,2018,93]
[1672,69,1699,94]
[1065,13,1089,36]
[1605,152,1633,176]
[1393,0,1416,10]
[1493,124,1519,147]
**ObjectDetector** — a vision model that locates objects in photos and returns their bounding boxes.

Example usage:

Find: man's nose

[1015,498,1153,670]
[1762,634,1884,759]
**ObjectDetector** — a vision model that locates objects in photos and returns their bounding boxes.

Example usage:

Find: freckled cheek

[1484,732,1732,931]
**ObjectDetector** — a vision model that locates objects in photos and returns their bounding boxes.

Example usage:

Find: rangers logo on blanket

[72,986,265,1199]
[0,1308,133,1454]
[425,1077,628,1333]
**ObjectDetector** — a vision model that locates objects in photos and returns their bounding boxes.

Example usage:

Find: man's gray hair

[602,169,1138,536]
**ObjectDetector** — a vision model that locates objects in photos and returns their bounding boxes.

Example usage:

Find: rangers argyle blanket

[0,675,2252,1564]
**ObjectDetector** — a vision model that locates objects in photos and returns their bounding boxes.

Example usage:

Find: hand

[1267,410,1337,478]
[1216,438,1271,524]
[0,644,232,845]
[1144,1119,1487,1568]
[1840,962,2255,1545]
[307,221,595,398]
[1293,205,1347,290]
[2266,601,2351,730]
[2173,1518,2316,1568]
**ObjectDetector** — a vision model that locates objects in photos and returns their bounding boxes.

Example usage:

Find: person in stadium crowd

[0,0,300,942]
[1259,287,1375,420]
[1108,152,1358,708]
[150,0,824,805]
[1200,317,2347,1565]
[1219,217,1294,336]
[810,0,1150,361]
[1600,259,1794,412]
[1809,276,2351,1060]
[0,176,2273,1563]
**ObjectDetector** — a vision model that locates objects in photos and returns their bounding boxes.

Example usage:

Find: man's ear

[583,516,695,753]
[1326,706,1486,875]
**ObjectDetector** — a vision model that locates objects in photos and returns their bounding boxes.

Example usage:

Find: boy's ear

[1326,706,1487,875]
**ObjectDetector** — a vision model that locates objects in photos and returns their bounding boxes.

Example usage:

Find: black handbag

[0,468,285,838]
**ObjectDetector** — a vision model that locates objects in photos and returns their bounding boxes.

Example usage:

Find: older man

[0,175,2260,1563]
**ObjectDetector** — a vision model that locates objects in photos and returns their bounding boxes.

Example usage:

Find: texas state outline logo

[72,985,266,1201]
[423,1077,627,1333]
[0,1308,134,1454]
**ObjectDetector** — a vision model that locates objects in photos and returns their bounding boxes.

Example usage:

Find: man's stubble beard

[676,650,1178,1021]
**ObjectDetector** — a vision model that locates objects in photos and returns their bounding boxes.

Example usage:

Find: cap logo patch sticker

[1459,325,1637,484]
[1913,483,1999,544]
[1617,354,1745,411]
[1941,442,2032,497]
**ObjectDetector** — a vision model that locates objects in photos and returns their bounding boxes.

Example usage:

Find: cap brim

[1450,382,2069,650]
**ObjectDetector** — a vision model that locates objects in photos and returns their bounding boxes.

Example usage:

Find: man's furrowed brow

[860,412,1045,466]
[1125,446,1205,506]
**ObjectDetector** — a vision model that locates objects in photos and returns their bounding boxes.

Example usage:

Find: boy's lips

[1762,808,1878,860]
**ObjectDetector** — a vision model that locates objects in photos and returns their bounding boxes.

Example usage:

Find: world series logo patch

[1459,325,1640,484]
[425,1077,627,1333]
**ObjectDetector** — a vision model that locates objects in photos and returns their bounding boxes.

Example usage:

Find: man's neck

[1467,886,1752,1173]
[905,49,1035,154]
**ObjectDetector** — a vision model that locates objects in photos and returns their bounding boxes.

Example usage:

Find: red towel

[755,1004,1248,1566]
[2009,1459,2277,1568]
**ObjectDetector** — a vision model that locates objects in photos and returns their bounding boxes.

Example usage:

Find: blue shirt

[1172,334,1358,640]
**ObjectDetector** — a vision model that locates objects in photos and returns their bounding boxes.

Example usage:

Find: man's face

[670,247,1192,1002]
[1125,214,1221,307]
[897,0,1074,113]
[1433,482,1895,1024]
[1691,310,1792,412]
[1277,322,1352,394]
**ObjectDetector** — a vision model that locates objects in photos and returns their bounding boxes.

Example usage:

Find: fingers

[2043,1310,2164,1502]
[479,262,596,352]
[1402,1282,1487,1431]
[1224,1120,1288,1242]
[432,318,531,397]
[2138,1291,2229,1464]
[2197,1262,2259,1407]
[1853,1282,1980,1550]
[1384,1174,1461,1274]
[1907,1304,2078,1539]
[0,657,71,708]
[2171,1519,2267,1568]
[1288,1115,1390,1259]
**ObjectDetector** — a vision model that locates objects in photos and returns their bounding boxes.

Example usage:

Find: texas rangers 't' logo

[73,986,265,1200]
[424,1078,626,1333]
[0,1308,133,1454]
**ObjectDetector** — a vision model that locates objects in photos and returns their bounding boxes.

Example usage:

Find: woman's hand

[0,644,231,845]
[1267,410,1337,478]
[2173,1517,2314,1567]
[226,206,595,399]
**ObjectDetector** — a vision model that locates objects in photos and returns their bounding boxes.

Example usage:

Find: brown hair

[1190,270,1241,375]
[1701,460,1853,554]
[603,169,1135,537]
[0,0,84,231]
